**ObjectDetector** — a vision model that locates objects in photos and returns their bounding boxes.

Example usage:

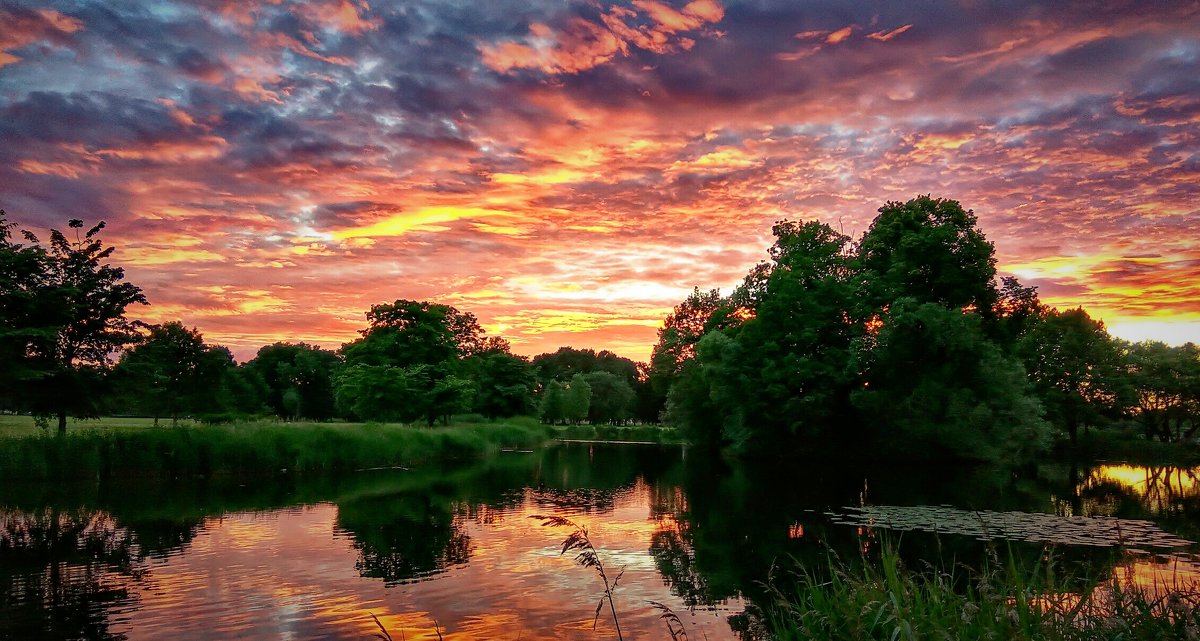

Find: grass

[0,416,553,480]
[766,540,1200,641]
[553,423,685,444]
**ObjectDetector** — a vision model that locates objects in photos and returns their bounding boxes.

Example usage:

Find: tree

[244,342,340,420]
[563,374,592,425]
[466,351,535,419]
[334,364,428,423]
[1017,308,1125,444]
[539,380,567,424]
[583,370,636,425]
[857,195,998,315]
[850,300,1050,462]
[650,288,729,380]
[1124,341,1200,442]
[4,217,147,434]
[690,220,862,454]
[0,210,51,411]
[337,300,497,425]
[115,322,207,425]
[992,275,1047,348]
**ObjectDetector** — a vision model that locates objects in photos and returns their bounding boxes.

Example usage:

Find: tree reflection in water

[1,508,140,641]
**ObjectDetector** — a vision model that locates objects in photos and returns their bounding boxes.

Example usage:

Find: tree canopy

[1,214,147,433]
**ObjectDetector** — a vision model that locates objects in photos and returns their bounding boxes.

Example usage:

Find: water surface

[2,444,1197,640]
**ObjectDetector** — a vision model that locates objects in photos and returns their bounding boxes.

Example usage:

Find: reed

[0,420,552,480]
[766,540,1200,641]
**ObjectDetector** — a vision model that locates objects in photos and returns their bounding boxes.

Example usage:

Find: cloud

[479,0,725,75]
[0,0,1197,360]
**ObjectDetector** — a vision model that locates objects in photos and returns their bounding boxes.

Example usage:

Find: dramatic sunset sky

[2,0,1198,361]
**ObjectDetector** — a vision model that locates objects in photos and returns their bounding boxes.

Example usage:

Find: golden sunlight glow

[331,207,516,240]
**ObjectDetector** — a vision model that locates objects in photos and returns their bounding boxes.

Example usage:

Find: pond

[2,443,1198,640]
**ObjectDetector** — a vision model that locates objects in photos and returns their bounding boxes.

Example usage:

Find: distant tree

[1124,341,1200,442]
[1017,308,1125,444]
[115,322,207,425]
[337,300,497,424]
[343,300,485,366]
[583,370,636,425]
[539,380,567,424]
[3,217,147,434]
[531,346,639,384]
[244,342,340,420]
[334,364,427,423]
[563,374,592,425]
[466,351,534,419]
[857,195,998,315]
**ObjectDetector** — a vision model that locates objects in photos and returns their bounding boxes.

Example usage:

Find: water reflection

[0,449,1197,641]
[0,508,140,641]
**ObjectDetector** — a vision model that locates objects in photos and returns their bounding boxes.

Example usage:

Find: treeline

[4,202,1197,459]
[646,196,1200,463]
[0,211,657,432]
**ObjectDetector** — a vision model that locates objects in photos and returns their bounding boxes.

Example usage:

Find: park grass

[766,541,1200,641]
[0,415,553,480]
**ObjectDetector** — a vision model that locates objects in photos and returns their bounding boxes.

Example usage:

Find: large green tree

[857,195,998,315]
[689,220,862,454]
[115,322,207,425]
[337,300,490,424]
[244,342,340,420]
[851,300,1050,461]
[1017,307,1125,444]
[2,216,147,433]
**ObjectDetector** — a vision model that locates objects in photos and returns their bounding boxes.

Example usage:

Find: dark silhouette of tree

[857,195,998,315]
[116,322,197,425]
[2,216,146,434]
[1017,307,1124,445]
[464,351,535,419]
[244,342,340,420]
[337,300,497,424]
[1123,341,1200,442]
[850,299,1049,461]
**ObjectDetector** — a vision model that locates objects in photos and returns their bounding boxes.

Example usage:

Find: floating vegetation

[828,505,1195,549]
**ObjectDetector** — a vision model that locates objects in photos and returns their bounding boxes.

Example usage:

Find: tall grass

[766,540,1200,641]
[0,420,553,480]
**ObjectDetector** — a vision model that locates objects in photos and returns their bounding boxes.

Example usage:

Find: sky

[1,0,1198,362]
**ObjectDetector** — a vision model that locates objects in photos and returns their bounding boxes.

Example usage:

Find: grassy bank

[551,423,684,443]
[767,542,1200,641]
[0,417,552,480]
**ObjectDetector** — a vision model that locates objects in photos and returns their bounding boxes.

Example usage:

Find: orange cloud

[867,24,913,42]
[825,26,855,44]
[0,8,83,67]
[480,0,724,75]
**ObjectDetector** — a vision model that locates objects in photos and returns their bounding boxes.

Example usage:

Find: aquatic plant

[532,514,627,641]
[766,540,1200,641]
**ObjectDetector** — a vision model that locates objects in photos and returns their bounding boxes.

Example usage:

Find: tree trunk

[57,410,67,436]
